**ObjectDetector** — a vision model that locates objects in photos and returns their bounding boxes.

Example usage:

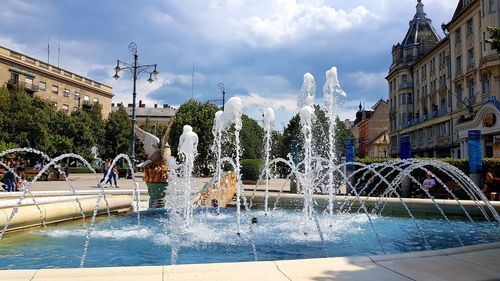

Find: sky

[0,0,458,130]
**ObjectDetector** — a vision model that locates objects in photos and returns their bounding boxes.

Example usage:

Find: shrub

[240,159,264,181]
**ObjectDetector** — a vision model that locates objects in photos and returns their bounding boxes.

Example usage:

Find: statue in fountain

[134,125,171,208]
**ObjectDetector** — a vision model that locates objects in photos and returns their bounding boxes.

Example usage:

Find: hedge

[240,159,264,181]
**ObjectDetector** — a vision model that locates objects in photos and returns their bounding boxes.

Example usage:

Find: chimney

[154,104,158,108]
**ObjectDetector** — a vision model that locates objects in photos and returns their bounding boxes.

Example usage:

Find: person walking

[3,161,17,192]
[100,158,110,184]
[105,161,118,188]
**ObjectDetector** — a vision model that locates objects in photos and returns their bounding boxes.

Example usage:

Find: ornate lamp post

[113,42,158,175]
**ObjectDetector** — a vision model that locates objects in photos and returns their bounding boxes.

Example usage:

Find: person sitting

[33,161,42,170]
[422,171,436,190]
[483,172,498,201]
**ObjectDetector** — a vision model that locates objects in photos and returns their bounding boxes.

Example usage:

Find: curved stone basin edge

[2,242,500,280]
[249,192,500,219]
[0,194,134,233]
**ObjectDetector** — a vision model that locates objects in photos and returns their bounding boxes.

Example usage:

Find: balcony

[398,81,413,90]
[436,107,448,117]
[7,79,39,93]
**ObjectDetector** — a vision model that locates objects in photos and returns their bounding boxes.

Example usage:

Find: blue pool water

[1,208,499,269]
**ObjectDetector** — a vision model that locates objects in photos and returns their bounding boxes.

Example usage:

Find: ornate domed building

[387,0,500,159]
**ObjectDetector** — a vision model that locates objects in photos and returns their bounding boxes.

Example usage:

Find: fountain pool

[1,208,500,270]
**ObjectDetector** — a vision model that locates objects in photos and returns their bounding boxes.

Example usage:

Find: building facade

[112,100,176,128]
[0,46,113,117]
[387,0,500,158]
[351,100,390,158]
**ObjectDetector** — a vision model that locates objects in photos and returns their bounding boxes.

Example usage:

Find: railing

[436,107,448,117]
[399,81,413,89]
[7,79,39,92]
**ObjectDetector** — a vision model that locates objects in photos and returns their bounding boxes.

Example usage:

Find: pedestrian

[63,160,70,179]
[3,161,17,192]
[105,164,118,188]
[100,158,110,183]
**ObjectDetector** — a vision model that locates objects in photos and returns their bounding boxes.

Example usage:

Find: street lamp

[208,83,226,110]
[113,42,158,175]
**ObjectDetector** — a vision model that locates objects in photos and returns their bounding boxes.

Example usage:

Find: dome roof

[401,0,441,48]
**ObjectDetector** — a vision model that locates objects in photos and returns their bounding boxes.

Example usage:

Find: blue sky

[0,0,457,129]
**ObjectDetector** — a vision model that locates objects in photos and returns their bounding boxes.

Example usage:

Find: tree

[103,105,131,158]
[0,86,52,151]
[240,114,264,159]
[334,116,354,157]
[486,26,500,53]
[168,100,220,174]
[275,105,353,176]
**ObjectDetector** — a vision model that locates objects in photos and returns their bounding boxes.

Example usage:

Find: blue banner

[400,135,411,159]
[468,130,483,174]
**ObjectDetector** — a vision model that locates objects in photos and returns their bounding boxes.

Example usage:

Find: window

[93,97,99,103]
[62,104,69,112]
[467,49,474,66]
[63,88,70,97]
[482,74,491,93]
[456,84,463,103]
[74,92,80,100]
[51,85,59,94]
[25,77,33,86]
[53,102,58,108]
[39,81,46,91]
[489,0,495,12]
[456,56,462,75]
[455,28,462,44]
[10,72,19,83]
[466,19,473,36]
[467,79,475,99]
[83,95,90,104]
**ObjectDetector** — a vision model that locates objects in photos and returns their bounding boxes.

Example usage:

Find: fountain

[0,68,499,270]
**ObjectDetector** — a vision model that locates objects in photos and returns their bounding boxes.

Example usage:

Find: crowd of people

[1,155,123,191]
[1,157,31,192]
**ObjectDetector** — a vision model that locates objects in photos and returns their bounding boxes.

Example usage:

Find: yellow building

[0,45,113,117]
[387,0,499,158]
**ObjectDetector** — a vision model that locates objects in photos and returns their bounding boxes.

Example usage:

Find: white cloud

[239,92,298,112]
[236,3,377,48]
[0,37,28,53]
[347,71,387,89]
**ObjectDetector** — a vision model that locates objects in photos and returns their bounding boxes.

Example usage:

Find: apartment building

[387,0,499,158]
[351,100,390,158]
[0,46,113,117]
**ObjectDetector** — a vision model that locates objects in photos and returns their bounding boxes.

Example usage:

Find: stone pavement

[1,173,291,193]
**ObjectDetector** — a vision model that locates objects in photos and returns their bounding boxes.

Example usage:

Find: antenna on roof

[47,36,50,64]
[57,39,60,67]
[191,62,195,99]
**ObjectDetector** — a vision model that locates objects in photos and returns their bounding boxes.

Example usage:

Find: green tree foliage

[334,116,354,157]
[0,86,133,162]
[103,105,131,158]
[0,86,52,150]
[275,105,353,176]
[486,26,500,53]
[240,114,264,159]
[168,100,220,173]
